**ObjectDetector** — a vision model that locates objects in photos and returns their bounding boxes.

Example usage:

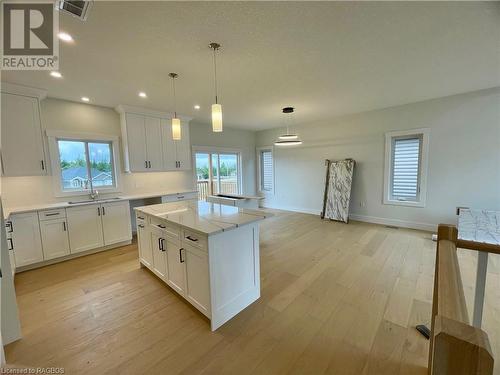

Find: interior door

[101,201,132,245]
[1,93,46,176]
[144,116,163,171]
[161,119,177,170]
[66,204,104,253]
[125,113,147,172]
[175,122,192,170]
[40,218,70,260]
[165,239,186,295]
[151,232,167,280]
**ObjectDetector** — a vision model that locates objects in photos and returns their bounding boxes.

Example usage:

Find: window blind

[391,137,421,200]
[261,150,273,191]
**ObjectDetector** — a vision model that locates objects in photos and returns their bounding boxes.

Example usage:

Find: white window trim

[192,145,243,195]
[383,128,429,208]
[256,146,275,195]
[46,130,122,198]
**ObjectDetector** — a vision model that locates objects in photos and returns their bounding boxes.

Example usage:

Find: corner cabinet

[116,105,192,173]
[1,87,48,176]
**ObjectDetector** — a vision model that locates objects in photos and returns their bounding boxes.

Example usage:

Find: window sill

[383,199,426,208]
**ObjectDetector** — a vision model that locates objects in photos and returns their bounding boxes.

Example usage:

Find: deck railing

[197,179,238,200]
[428,224,494,374]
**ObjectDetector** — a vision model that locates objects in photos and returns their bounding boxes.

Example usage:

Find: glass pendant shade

[171,117,181,140]
[274,106,302,146]
[212,103,223,132]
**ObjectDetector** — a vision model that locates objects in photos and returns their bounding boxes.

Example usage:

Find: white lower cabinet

[184,245,210,316]
[165,238,186,295]
[137,219,153,268]
[101,201,132,245]
[66,204,104,253]
[9,212,43,267]
[150,230,168,279]
[40,218,70,260]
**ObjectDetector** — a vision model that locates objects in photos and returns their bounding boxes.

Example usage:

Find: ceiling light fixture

[274,107,303,146]
[138,92,147,98]
[194,105,200,110]
[50,71,62,78]
[209,42,223,133]
[169,72,181,141]
[81,97,90,102]
[58,32,73,42]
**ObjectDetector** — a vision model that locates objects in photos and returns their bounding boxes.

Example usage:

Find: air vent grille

[57,0,92,21]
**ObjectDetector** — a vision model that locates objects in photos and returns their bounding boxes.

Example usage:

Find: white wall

[1,98,256,209]
[190,121,257,195]
[256,88,500,231]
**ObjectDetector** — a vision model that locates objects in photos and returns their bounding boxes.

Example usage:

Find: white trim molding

[1,82,47,100]
[383,128,430,208]
[256,146,275,196]
[115,104,192,122]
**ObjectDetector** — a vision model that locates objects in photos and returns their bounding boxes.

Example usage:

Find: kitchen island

[134,200,270,330]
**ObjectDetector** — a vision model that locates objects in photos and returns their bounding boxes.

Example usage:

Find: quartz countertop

[3,189,198,219]
[135,200,271,235]
[458,208,500,246]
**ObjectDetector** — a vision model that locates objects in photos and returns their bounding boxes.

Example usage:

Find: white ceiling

[2,1,499,130]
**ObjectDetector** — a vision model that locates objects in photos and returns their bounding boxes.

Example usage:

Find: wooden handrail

[428,224,494,375]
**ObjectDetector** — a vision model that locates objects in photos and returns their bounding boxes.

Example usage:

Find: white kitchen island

[134,200,270,330]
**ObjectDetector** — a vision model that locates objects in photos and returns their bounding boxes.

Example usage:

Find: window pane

[195,153,210,199]
[58,140,90,191]
[212,154,220,195]
[88,142,114,188]
[391,137,421,201]
[261,150,273,191]
[219,154,238,195]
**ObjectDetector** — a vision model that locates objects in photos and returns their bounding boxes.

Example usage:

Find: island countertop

[134,200,271,235]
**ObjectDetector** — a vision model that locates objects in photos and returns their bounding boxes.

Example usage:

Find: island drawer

[38,208,66,221]
[150,217,181,241]
[183,229,208,251]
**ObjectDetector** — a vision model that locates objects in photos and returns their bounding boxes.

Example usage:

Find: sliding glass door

[195,151,241,200]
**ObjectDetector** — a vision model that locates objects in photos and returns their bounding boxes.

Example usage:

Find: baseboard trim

[262,203,436,232]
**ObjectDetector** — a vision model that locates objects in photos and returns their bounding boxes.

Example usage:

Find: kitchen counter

[3,189,198,219]
[134,200,271,235]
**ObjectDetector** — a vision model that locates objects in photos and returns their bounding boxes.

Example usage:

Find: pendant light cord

[213,47,218,104]
[171,76,177,118]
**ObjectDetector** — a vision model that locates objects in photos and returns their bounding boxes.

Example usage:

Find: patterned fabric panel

[323,159,355,223]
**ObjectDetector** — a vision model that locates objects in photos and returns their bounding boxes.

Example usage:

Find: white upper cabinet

[1,88,47,176]
[116,105,192,173]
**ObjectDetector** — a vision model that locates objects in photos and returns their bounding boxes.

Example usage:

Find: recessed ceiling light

[194,105,200,110]
[81,97,90,102]
[138,92,147,98]
[58,32,73,42]
[50,71,62,78]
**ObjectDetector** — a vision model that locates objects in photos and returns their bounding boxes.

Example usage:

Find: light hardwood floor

[5,210,500,374]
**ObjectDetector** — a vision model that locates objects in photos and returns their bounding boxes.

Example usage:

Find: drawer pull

[186,235,198,242]
[157,224,166,229]
[5,221,13,233]
[45,212,60,216]
[137,216,145,220]
[138,224,145,228]
[177,195,185,199]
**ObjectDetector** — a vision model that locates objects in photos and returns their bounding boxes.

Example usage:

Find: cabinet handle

[45,212,60,217]
[137,216,145,220]
[161,238,166,252]
[186,235,198,242]
[145,161,148,168]
[7,238,13,250]
[179,248,185,263]
[102,206,106,215]
[97,207,101,216]
[157,224,166,229]
[149,161,152,168]
[41,160,45,170]
[5,221,13,233]
[158,238,163,251]
[138,224,144,228]
[63,222,67,231]
[177,195,185,199]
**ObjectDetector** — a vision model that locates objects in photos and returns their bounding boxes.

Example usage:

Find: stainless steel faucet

[89,188,99,200]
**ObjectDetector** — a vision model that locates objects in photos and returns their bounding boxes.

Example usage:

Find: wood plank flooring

[5,210,500,374]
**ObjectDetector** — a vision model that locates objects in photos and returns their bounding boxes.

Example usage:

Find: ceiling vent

[56,1,92,21]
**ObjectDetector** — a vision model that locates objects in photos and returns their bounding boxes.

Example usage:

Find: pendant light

[274,107,303,146]
[209,42,223,132]
[169,72,181,140]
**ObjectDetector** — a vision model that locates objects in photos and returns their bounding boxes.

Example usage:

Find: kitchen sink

[67,197,122,204]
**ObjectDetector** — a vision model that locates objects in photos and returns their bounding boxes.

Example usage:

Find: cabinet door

[10,212,43,267]
[125,113,147,172]
[175,122,192,170]
[137,222,153,268]
[66,205,104,253]
[101,200,132,246]
[144,116,163,171]
[151,232,167,280]
[160,119,177,171]
[40,218,70,260]
[165,239,186,295]
[185,245,210,316]
[1,93,46,176]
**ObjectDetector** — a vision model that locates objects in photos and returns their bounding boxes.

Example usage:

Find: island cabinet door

[184,245,210,317]
[137,221,153,269]
[151,232,167,280]
[165,238,186,296]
